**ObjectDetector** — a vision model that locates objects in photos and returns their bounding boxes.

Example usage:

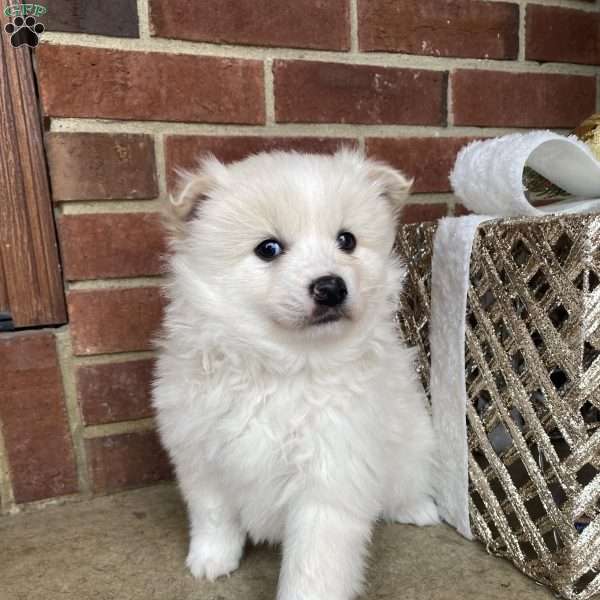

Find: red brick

[452,70,596,128]
[274,60,446,125]
[526,5,600,66]
[150,0,349,50]
[401,203,448,224]
[68,287,165,356]
[366,137,475,193]
[76,359,155,426]
[46,133,158,202]
[45,0,139,37]
[0,332,78,503]
[359,0,518,60]
[59,213,166,281]
[37,45,264,124]
[164,135,356,192]
[86,430,172,494]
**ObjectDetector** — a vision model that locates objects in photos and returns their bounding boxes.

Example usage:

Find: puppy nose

[309,275,348,307]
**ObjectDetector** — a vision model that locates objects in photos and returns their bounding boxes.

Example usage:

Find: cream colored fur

[153,149,438,600]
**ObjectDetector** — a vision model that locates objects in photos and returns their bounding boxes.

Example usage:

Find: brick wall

[0,0,598,514]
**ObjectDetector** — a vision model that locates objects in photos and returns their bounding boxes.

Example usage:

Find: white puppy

[152,149,439,600]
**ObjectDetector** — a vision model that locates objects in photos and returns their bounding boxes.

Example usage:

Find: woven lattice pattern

[396,214,600,600]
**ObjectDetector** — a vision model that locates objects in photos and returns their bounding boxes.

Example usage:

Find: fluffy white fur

[152,149,439,600]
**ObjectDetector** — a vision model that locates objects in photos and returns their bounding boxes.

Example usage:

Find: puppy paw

[391,495,440,527]
[186,532,244,580]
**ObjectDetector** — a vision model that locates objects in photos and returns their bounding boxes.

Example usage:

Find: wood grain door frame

[0,13,66,328]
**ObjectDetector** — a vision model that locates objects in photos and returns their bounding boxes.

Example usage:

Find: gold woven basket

[396,213,600,600]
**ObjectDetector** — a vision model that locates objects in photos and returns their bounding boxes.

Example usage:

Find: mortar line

[83,418,156,439]
[446,70,454,128]
[136,0,151,39]
[154,131,168,200]
[61,199,163,215]
[448,196,459,216]
[405,193,455,204]
[3,492,89,516]
[349,0,359,53]
[55,330,92,497]
[53,195,65,215]
[264,58,275,126]
[66,276,165,290]
[9,481,175,515]
[39,32,599,76]
[518,3,527,63]
[486,0,598,9]
[49,119,567,139]
[0,419,16,515]
[73,350,157,367]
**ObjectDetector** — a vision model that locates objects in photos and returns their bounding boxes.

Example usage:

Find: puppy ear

[162,154,226,239]
[334,148,412,218]
[367,161,413,219]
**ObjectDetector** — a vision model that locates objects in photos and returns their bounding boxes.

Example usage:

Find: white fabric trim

[431,131,600,538]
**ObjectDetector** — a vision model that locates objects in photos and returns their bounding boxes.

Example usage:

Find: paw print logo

[4,15,44,48]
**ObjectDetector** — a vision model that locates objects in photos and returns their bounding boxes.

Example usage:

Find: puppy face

[166,149,410,343]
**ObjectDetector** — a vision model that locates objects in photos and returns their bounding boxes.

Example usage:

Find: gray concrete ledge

[0,484,553,600]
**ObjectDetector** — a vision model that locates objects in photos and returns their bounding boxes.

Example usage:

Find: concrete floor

[0,484,553,600]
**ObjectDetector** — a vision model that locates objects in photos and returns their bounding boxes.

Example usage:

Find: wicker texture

[396,213,600,600]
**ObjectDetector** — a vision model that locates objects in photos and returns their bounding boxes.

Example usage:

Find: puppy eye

[255,239,284,262]
[336,231,356,253]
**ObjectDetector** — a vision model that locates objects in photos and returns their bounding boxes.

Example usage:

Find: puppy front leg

[177,467,245,580]
[277,502,373,600]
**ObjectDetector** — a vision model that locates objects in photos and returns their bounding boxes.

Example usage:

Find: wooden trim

[0,257,9,314]
[0,15,66,327]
